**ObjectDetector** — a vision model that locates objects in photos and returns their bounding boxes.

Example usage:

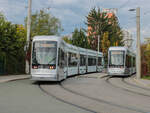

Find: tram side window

[88,58,92,66]
[93,58,96,66]
[58,48,65,67]
[68,52,77,67]
[133,57,136,67]
[126,55,129,68]
[129,56,132,68]
[98,57,102,66]
[131,56,133,67]
[88,57,96,66]
[126,55,132,68]
[80,55,86,66]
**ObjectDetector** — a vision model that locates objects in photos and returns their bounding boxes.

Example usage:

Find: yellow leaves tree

[145,44,150,73]
[62,36,72,44]
[101,32,110,54]
[141,43,150,75]
[101,32,110,63]
[16,24,26,44]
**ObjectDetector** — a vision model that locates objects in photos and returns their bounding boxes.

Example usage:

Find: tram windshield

[32,41,57,67]
[109,51,125,66]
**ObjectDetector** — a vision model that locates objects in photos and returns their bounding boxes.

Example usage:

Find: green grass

[142,76,150,80]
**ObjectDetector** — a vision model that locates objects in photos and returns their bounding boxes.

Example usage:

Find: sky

[0,0,150,48]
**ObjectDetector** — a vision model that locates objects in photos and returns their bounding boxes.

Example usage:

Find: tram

[107,46,136,76]
[31,36,104,81]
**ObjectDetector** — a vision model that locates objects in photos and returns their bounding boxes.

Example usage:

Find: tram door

[58,48,66,80]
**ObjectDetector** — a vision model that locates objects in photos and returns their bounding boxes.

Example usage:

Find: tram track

[60,81,149,113]
[38,83,98,113]
[122,78,150,91]
[105,76,150,98]
[4,74,150,113]
[37,75,150,113]
[7,78,98,113]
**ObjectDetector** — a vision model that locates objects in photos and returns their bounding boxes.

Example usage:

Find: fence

[0,56,5,75]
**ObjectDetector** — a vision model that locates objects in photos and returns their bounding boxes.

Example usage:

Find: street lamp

[129,7,141,79]
[128,9,136,11]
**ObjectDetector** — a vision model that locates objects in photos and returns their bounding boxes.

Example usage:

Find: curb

[0,76,30,83]
[77,73,107,79]
[132,78,150,87]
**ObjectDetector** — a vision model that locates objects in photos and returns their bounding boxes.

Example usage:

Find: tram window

[129,56,131,67]
[88,57,96,66]
[133,57,136,67]
[88,58,92,66]
[98,57,102,66]
[68,52,77,67]
[80,55,86,66]
[58,48,65,67]
[109,51,124,66]
[131,56,133,67]
[126,55,129,68]
[93,58,96,65]
[126,55,132,68]
[61,50,65,60]
[68,53,71,66]
[58,49,60,66]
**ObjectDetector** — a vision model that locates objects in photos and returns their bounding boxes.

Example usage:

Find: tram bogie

[31,36,104,81]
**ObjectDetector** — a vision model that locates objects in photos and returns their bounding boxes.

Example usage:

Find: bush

[0,13,26,75]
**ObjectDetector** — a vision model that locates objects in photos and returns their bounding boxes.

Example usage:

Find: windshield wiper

[48,57,56,64]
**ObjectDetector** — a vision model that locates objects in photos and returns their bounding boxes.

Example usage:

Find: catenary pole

[136,7,141,79]
[26,0,32,74]
[98,35,100,52]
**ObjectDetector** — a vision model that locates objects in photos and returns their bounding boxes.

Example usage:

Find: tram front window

[32,41,57,69]
[109,51,124,67]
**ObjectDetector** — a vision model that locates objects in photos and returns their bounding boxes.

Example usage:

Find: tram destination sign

[111,51,123,55]
[35,42,56,48]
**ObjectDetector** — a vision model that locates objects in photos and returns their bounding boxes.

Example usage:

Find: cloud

[0,0,27,24]
[47,0,78,5]
[0,0,150,38]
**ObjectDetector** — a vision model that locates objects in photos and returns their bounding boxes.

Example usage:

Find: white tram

[31,36,104,81]
[107,46,136,76]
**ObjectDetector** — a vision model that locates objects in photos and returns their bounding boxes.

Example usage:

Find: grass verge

[142,76,150,80]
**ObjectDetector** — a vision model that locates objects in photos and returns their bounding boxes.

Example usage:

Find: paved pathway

[0,75,30,83]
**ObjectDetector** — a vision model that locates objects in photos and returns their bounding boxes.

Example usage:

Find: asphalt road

[0,73,150,113]
[0,79,90,113]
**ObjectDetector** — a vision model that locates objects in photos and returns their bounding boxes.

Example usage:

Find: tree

[108,15,124,46]
[63,28,90,49]
[72,28,90,49]
[101,32,110,63]
[86,8,124,51]
[62,36,72,44]
[0,13,26,74]
[86,8,110,51]
[101,32,110,54]
[25,9,63,38]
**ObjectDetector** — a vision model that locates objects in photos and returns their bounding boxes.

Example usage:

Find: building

[102,8,117,17]
[122,29,133,49]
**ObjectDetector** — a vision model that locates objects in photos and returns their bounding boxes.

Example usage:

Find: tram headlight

[49,66,56,69]
[120,66,124,68]
[32,65,38,69]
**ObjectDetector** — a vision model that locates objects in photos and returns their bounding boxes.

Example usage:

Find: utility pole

[98,35,100,52]
[26,0,32,74]
[96,35,100,72]
[136,7,141,79]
